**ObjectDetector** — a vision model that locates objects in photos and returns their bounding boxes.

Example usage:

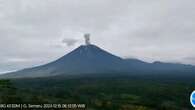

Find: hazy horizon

[0,0,195,73]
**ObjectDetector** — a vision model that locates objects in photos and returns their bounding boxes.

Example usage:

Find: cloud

[62,38,78,46]
[0,0,195,72]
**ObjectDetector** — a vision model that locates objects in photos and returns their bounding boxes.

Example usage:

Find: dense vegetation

[0,74,194,110]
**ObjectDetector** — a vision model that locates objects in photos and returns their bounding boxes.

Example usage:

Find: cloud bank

[0,0,195,72]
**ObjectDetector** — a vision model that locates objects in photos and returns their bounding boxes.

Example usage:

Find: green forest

[0,74,194,110]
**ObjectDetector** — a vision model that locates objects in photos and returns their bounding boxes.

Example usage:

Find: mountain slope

[0,45,130,78]
[1,44,195,78]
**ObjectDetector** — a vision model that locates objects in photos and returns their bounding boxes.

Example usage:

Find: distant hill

[1,44,195,78]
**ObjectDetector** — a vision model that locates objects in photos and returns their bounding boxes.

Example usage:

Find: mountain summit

[43,44,126,74]
[1,34,195,78]
[1,44,131,78]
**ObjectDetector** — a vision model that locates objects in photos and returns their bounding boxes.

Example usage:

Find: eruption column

[84,33,90,45]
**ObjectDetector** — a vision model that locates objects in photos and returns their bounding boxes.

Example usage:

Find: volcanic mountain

[0,44,130,78]
[1,44,195,79]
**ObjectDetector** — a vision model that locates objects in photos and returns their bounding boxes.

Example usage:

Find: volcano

[1,36,195,78]
[0,44,133,78]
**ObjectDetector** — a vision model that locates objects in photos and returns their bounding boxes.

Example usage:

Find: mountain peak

[1,37,195,78]
[65,44,122,61]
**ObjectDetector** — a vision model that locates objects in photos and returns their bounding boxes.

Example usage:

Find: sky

[0,0,195,73]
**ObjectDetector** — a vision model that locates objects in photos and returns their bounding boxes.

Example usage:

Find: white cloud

[0,0,195,72]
